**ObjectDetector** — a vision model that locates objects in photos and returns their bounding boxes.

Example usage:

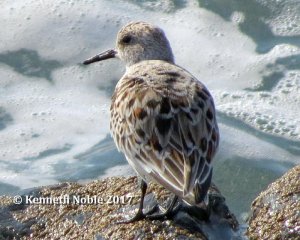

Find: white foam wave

[0,0,299,191]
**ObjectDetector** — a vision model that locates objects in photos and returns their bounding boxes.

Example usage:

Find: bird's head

[83,22,174,67]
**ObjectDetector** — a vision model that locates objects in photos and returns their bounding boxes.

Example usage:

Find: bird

[83,21,219,222]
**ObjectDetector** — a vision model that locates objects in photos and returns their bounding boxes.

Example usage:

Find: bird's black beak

[83,49,117,65]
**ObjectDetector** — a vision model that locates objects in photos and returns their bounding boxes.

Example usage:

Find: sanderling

[84,22,219,222]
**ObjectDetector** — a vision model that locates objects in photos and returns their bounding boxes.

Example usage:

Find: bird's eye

[121,35,132,44]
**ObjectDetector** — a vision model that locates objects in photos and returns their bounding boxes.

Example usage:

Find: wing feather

[110,61,219,205]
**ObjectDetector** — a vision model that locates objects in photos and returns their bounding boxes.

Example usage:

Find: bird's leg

[180,198,211,222]
[117,179,153,223]
[146,195,179,220]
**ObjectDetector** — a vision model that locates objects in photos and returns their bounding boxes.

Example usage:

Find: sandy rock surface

[247,165,300,239]
[0,176,240,239]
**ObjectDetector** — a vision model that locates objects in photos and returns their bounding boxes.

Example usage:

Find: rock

[247,165,300,239]
[0,177,239,239]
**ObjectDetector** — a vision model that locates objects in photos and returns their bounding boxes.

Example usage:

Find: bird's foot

[146,195,179,220]
[116,204,158,224]
[146,203,180,220]
[181,204,210,222]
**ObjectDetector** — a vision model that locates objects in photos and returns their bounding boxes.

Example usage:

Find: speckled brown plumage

[87,21,219,207]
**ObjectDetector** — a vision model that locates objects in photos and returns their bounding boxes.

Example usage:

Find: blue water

[0,0,299,223]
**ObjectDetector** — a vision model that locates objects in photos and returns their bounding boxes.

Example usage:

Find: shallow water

[0,0,299,224]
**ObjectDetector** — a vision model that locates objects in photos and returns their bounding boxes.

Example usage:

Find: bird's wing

[110,62,219,204]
